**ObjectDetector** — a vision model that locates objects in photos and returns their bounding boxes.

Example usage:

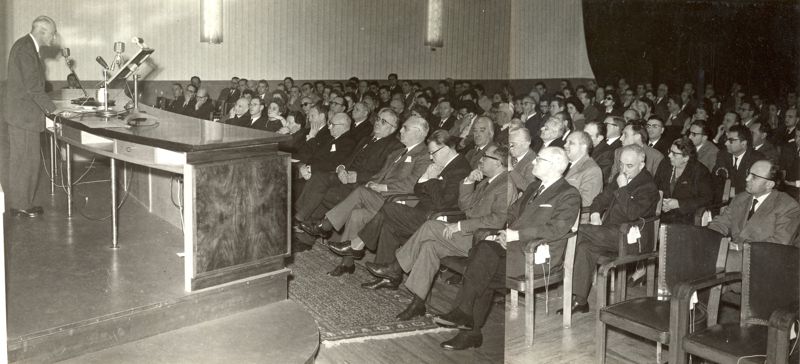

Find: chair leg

[646,259,656,296]
[615,268,627,303]
[609,269,615,304]
[562,272,573,328]
[525,279,534,347]
[596,314,607,364]
[510,289,518,308]
[656,342,663,364]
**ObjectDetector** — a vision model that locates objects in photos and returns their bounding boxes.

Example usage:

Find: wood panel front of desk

[186,152,291,291]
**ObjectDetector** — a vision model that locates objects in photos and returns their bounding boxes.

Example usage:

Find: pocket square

[538,204,553,208]
[405,156,413,163]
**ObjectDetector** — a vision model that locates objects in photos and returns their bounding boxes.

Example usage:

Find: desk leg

[65,143,72,217]
[49,133,56,195]
[110,158,119,249]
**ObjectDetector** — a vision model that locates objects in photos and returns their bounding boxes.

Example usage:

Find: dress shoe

[299,221,332,239]
[366,261,403,281]
[327,240,365,259]
[433,308,474,330]
[360,277,400,290]
[556,299,590,315]
[396,295,426,321]
[11,207,43,218]
[327,264,355,276]
[440,331,483,350]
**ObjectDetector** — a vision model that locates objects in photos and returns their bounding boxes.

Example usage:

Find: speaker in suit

[324,141,431,242]
[1,28,57,213]
[654,158,713,224]
[778,142,800,199]
[572,164,660,304]
[359,153,471,264]
[396,171,511,301]
[712,148,764,202]
[294,134,403,222]
[591,138,620,183]
[509,149,536,193]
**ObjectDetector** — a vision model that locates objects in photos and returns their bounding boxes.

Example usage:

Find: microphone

[96,56,109,70]
[131,37,148,49]
[113,41,125,54]
[61,48,70,58]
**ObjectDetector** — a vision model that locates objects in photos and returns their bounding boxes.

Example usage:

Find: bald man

[1,16,59,217]
[191,88,215,120]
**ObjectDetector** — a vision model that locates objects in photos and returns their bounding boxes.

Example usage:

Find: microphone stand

[97,68,116,117]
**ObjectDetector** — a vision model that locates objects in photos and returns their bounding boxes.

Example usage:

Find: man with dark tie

[348,102,373,143]
[216,76,240,114]
[508,127,537,193]
[433,147,580,350]
[180,84,198,116]
[463,117,495,168]
[0,15,59,218]
[432,99,457,132]
[363,145,512,321]
[565,145,660,314]
[712,125,764,202]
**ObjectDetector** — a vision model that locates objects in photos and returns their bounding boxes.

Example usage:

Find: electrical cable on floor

[75,161,132,221]
[170,176,185,231]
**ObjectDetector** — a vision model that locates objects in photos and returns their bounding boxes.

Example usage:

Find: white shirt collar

[606,136,620,145]
[752,191,771,213]
[29,33,40,55]
[539,178,558,194]
[406,142,422,153]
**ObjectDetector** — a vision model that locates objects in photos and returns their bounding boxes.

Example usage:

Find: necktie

[529,185,545,203]
[649,141,655,147]
[394,149,408,163]
[733,156,740,170]
[747,197,758,220]
[511,157,518,168]
[669,167,677,195]
[564,163,572,176]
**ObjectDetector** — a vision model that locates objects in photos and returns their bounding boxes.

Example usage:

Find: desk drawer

[115,140,155,163]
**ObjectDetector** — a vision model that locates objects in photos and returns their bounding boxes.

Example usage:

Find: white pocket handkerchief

[538,204,553,208]
[405,156,413,163]
[330,144,337,152]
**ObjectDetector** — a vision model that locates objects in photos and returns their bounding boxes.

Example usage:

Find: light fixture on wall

[201,0,223,44]
[425,0,443,49]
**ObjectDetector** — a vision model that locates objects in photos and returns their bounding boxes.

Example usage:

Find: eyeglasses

[748,172,773,181]
[725,138,741,143]
[481,154,501,162]
[534,156,552,164]
[377,118,397,128]
[430,146,446,156]
[688,131,704,137]
[330,101,344,107]
[605,96,614,101]
[646,124,662,129]
[301,102,312,107]
[668,150,685,157]
[604,122,619,128]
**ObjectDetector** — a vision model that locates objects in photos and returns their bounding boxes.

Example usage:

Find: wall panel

[3,0,513,82]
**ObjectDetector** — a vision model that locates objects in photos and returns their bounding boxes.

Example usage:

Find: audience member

[653,137,713,224]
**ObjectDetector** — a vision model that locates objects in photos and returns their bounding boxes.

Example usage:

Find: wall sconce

[425,0,443,49]
[201,0,223,44]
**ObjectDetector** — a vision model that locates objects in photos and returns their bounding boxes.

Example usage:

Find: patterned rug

[288,241,441,343]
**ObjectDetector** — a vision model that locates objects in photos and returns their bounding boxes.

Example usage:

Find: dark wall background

[583,0,800,100]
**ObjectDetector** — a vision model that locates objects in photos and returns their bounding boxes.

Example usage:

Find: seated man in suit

[750,121,779,163]
[585,120,618,182]
[242,97,268,129]
[708,159,800,253]
[463,116,496,168]
[190,88,215,120]
[778,127,800,199]
[179,84,197,116]
[566,145,660,313]
[608,121,664,185]
[167,83,185,113]
[221,97,250,125]
[301,116,431,251]
[294,112,356,195]
[563,131,603,221]
[537,117,566,151]
[654,137,713,224]
[508,127,537,193]
[432,99,457,132]
[687,120,719,172]
[337,130,471,284]
[645,116,672,157]
[712,124,764,202]
[433,146,580,350]
[364,145,512,321]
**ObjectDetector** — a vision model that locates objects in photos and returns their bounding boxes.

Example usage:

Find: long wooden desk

[48,93,291,292]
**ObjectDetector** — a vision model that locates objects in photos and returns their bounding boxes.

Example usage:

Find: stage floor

[5,161,186,338]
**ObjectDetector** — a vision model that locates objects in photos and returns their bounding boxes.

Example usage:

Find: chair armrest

[767,308,799,364]
[673,272,742,301]
[768,308,799,332]
[523,231,577,254]
[428,210,466,222]
[472,228,501,245]
[386,194,420,203]
[617,215,661,253]
[597,252,658,278]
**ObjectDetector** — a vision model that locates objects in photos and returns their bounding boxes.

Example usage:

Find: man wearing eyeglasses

[645,116,671,157]
[190,88,215,120]
[687,120,720,172]
[738,99,757,128]
[712,125,764,202]
[708,160,800,264]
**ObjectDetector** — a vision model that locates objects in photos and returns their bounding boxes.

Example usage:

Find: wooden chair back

[657,224,728,298]
[741,242,799,325]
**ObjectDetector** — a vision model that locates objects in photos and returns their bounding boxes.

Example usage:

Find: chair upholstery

[676,242,800,364]
[596,224,728,364]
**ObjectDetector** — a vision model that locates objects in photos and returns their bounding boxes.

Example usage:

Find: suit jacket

[168,96,186,114]
[654,159,713,224]
[649,136,672,157]
[306,133,356,173]
[609,145,664,184]
[464,142,495,169]
[191,101,215,120]
[370,142,432,196]
[506,177,582,277]
[565,155,603,208]
[457,172,512,233]
[753,141,779,163]
[590,169,660,226]
[3,34,57,131]
[434,115,457,132]
[349,119,373,143]
[345,135,404,183]
[712,148,765,201]
[592,138,620,183]
[654,97,669,121]
[779,143,800,183]
[509,149,537,193]
[708,191,800,247]
[696,141,719,172]
[413,154,472,212]
[524,113,546,139]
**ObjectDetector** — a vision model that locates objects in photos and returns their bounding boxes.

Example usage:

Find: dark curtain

[582,0,800,100]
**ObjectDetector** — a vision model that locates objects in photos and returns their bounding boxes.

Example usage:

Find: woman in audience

[566,97,586,131]
[654,137,713,224]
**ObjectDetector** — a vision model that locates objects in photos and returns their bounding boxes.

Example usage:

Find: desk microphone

[62,48,72,70]
[113,41,125,54]
[96,56,109,70]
